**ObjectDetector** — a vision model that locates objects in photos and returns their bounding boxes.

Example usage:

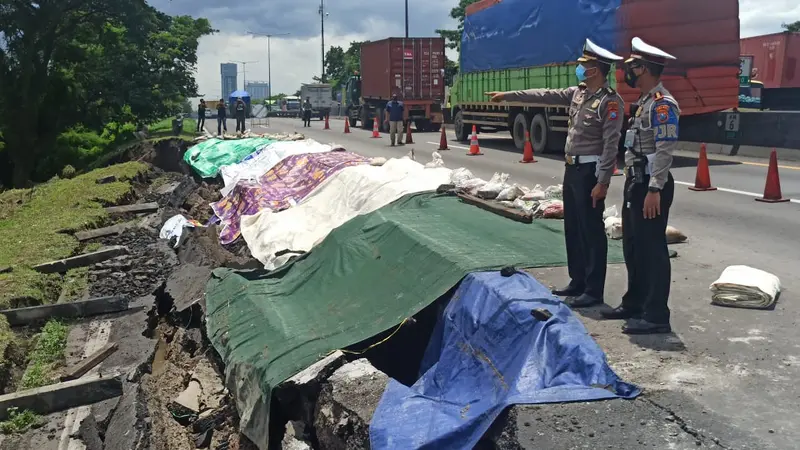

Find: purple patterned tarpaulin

[211,151,370,244]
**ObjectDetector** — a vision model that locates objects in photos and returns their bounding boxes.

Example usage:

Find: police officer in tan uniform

[601,37,678,335]
[487,39,624,309]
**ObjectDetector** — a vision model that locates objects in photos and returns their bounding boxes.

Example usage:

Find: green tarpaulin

[205,192,624,448]
[183,138,275,178]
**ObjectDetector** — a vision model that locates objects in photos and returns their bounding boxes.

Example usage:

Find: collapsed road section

[0,126,782,450]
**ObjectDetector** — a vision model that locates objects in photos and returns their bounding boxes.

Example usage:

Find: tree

[435,0,482,50]
[444,57,459,86]
[0,1,213,186]
[783,21,800,32]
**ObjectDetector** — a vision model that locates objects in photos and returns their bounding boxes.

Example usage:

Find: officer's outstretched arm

[597,95,624,184]
[498,86,578,105]
[650,98,680,189]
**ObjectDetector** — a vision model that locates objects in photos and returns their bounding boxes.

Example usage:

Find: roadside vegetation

[18,320,69,390]
[0,407,42,434]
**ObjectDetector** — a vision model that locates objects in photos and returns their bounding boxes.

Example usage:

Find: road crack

[644,397,730,449]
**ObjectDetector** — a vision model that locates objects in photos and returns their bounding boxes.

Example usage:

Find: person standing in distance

[216,99,227,136]
[487,39,624,309]
[601,37,678,335]
[196,99,206,132]
[386,94,405,146]
[234,97,247,134]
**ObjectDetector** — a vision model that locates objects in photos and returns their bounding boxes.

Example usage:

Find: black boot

[601,306,640,320]
[563,293,603,308]
[552,284,584,297]
[622,319,671,335]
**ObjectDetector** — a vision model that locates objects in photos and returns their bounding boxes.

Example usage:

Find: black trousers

[197,116,205,131]
[562,162,607,299]
[217,116,227,135]
[303,110,312,127]
[236,114,246,132]
[621,172,675,324]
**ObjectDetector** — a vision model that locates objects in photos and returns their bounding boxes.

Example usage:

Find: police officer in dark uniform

[487,39,624,308]
[601,37,678,334]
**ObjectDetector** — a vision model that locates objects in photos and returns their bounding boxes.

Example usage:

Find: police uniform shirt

[625,82,680,190]
[504,84,624,184]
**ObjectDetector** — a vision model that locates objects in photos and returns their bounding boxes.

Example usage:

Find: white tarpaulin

[241,157,452,269]
[218,139,339,196]
[710,265,782,310]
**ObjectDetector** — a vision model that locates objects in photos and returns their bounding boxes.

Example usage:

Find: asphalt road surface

[216,117,800,449]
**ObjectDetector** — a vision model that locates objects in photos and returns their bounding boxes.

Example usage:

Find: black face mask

[624,67,639,89]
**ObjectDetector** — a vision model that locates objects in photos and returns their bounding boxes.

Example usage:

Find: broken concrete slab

[95,175,117,184]
[282,421,313,450]
[314,359,389,450]
[33,245,129,274]
[276,351,347,426]
[169,379,202,417]
[75,222,137,242]
[102,382,151,450]
[167,178,198,208]
[164,263,212,312]
[104,202,159,215]
[191,357,226,412]
[0,373,123,419]
[60,342,119,382]
[77,411,105,450]
[2,296,130,326]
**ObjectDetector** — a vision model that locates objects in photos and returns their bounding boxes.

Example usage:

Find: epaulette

[604,86,616,95]
[578,82,587,90]
[654,91,664,101]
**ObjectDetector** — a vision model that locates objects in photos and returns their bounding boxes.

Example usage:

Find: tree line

[0,1,213,188]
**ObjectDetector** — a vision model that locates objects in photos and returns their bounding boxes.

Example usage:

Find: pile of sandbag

[710,265,781,309]
[603,205,688,243]
[449,169,564,219]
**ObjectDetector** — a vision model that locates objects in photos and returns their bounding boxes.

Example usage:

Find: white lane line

[672,180,800,204]
[426,141,470,150]
[422,141,799,205]
[58,320,113,450]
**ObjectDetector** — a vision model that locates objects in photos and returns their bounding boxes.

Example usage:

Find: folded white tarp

[218,139,337,196]
[710,265,781,309]
[241,157,452,269]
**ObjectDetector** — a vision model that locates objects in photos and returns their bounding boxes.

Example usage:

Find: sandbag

[666,225,687,244]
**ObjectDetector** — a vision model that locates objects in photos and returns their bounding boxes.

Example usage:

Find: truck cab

[344,74,364,128]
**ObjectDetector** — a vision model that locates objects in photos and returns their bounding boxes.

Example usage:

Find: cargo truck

[450,0,741,152]
[300,83,334,120]
[344,37,446,132]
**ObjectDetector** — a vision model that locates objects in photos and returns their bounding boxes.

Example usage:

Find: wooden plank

[457,193,533,224]
[32,245,129,274]
[0,373,123,419]
[74,222,136,242]
[104,202,159,215]
[60,342,119,382]
[0,266,11,275]
[1,296,129,327]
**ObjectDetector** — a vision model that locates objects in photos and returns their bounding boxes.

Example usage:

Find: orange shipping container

[740,32,800,89]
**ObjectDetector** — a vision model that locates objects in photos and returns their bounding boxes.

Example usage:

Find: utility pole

[248,32,290,100]
[319,0,327,82]
[230,60,258,91]
[405,0,409,38]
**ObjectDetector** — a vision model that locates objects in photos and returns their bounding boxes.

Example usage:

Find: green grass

[148,117,199,140]
[0,408,42,434]
[0,161,148,308]
[18,320,69,390]
[0,316,14,364]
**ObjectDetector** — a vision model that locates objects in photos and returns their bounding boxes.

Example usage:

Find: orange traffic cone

[324,114,330,130]
[438,124,449,150]
[520,131,537,163]
[405,122,414,144]
[466,125,483,156]
[344,119,351,134]
[756,149,790,203]
[688,143,717,191]
[371,118,380,138]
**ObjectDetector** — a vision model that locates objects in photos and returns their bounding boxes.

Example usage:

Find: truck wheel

[512,113,529,151]
[454,111,470,142]
[529,113,549,153]
[349,116,358,128]
[430,124,441,133]
[361,109,371,130]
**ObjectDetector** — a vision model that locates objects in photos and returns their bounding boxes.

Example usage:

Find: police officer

[487,39,624,309]
[601,37,678,335]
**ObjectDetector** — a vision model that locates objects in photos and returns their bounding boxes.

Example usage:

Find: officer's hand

[591,183,608,208]
[486,92,505,102]
[643,191,661,219]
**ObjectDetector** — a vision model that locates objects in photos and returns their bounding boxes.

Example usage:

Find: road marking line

[741,161,800,171]
[426,141,470,150]
[673,181,800,204]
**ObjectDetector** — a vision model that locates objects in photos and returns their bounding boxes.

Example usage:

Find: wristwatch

[648,186,661,193]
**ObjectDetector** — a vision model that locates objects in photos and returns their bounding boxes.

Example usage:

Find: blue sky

[146,0,800,97]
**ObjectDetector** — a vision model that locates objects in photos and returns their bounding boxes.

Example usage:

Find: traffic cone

[688,143,717,191]
[520,131,536,163]
[405,122,414,144]
[344,119,351,134]
[466,125,483,156]
[371,118,380,138]
[324,114,330,130]
[755,149,790,203]
[438,124,449,150]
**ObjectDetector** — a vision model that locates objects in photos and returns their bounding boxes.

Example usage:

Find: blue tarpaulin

[369,271,640,450]
[461,0,622,73]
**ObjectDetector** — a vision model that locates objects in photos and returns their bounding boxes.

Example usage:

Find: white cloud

[740,0,800,37]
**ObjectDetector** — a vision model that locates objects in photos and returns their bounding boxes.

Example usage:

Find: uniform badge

[656,104,670,123]
[591,99,600,109]
[607,101,619,121]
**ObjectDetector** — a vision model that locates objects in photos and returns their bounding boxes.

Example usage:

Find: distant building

[246,81,270,100]
[220,63,238,98]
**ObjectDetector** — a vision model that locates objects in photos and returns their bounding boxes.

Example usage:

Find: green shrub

[61,165,76,179]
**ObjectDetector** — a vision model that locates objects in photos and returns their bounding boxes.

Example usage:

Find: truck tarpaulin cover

[370,271,640,449]
[204,192,625,448]
[461,0,620,73]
